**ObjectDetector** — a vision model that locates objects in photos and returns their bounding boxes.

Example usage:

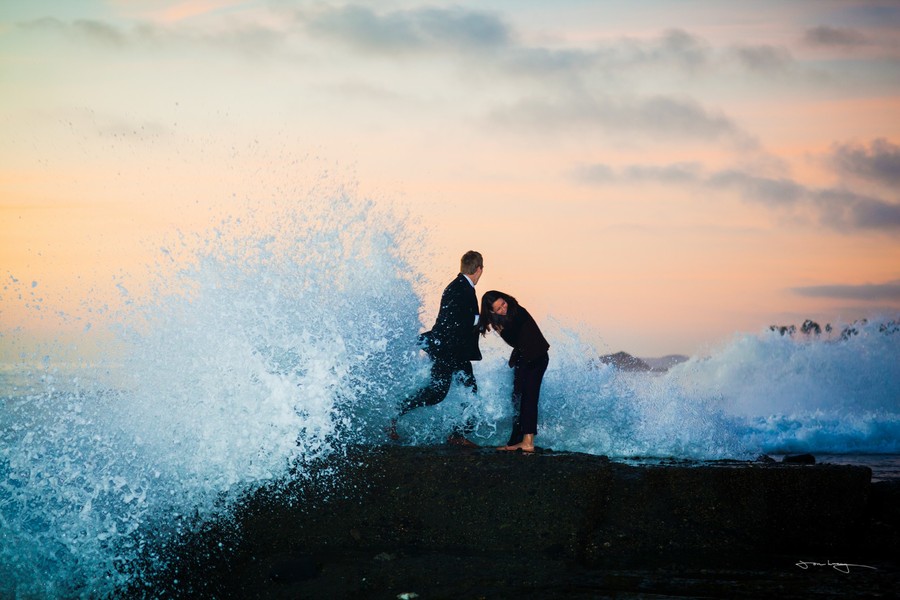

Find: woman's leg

[518,353,548,437]
[506,364,524,446]
[498,353,548,452]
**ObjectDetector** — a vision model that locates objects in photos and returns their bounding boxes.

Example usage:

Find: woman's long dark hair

[479,290,519,335]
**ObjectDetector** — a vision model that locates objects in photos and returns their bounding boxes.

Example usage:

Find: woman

[479,290,550,452]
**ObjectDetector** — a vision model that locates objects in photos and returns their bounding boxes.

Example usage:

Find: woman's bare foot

[497,434,535,452]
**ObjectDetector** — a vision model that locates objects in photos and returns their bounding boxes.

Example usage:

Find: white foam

[1,194,426,597]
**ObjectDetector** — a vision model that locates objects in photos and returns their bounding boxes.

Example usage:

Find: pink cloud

[137,0,252,24]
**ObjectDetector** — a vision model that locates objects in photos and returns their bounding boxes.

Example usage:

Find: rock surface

[137,446,899,599]
[598,351,651,372]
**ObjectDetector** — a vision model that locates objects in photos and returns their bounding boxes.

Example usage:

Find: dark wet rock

[641,354,690,372]
[598,351,651,372]
[268,554,321,583]
[869,480,900,559]
[136,446,898,599]
[783,453,817,464]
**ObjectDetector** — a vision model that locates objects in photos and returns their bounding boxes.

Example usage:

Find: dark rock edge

[129,446,899,599]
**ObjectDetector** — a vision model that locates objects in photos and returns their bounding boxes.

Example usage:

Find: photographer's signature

[796,559,877,574]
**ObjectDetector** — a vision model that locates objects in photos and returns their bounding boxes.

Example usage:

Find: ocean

[2,199,898,598]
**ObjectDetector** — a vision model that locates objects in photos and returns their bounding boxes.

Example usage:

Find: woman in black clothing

[479,290,550,452]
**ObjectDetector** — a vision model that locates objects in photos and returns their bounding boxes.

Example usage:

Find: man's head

[460,250,484,284]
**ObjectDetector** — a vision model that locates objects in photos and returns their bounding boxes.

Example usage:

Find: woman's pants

[506,352,549,446]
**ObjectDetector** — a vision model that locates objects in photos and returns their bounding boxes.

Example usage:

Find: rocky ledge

[139,446,899,599]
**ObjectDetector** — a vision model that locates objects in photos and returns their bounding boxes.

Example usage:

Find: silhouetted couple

[394,250,549,452]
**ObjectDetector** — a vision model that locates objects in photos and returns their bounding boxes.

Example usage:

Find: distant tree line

[769,318,898,340]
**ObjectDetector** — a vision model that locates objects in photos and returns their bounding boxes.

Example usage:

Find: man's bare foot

[385,419,400,442]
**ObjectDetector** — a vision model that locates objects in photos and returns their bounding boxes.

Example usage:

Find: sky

[1,0,899,358]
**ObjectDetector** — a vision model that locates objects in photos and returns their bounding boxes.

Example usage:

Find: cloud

[18,6,801,84]
[815,188,900,230]
[303,14,712,72]
[574,162,702,184]
[707,170,805,206]
[22,5,513,61]
[850,197,900,228]
[20,17,127,47]
[830,138,900,187]
[19,13,286,58]
[573,160,900,232]
[623,162,703,183]
[300,9,789,82]
[626,28,711,71]
[714,171,900,232]
[502,46,599,78]
[803,26,869,48]
[573,163,616,183]
[493,93,745,143]
[831,4,900,28]
[792,279,900,302]
[502,28,750,79]
[636,95,737,138]
[729,44,793,72]
[599,29,796,76]
[302,5,510,54]
[152,0,252,24]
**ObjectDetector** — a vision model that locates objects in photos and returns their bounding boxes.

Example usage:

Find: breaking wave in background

[2,194,898,597]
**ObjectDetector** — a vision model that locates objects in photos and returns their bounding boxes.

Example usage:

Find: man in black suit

[395,250,483,446]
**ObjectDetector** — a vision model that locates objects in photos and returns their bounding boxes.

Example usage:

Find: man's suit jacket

[426,274,482,362]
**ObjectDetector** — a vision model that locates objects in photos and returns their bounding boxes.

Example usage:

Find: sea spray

[474,315,898,459]
[1,194,430,598]
[514,318,747,459]
[660,320,900,455]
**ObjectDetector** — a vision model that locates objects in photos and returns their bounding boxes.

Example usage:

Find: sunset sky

[2,0,899,358]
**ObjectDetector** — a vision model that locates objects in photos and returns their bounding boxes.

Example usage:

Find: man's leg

[449,361,478,441]
[457,360,477,394]
[398,358,455,416]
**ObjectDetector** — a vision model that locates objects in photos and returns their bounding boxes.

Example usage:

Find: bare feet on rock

[496,443,535,453]
[496,433,535,453]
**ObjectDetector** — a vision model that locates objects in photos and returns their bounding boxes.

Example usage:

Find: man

[395,250,483,446]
